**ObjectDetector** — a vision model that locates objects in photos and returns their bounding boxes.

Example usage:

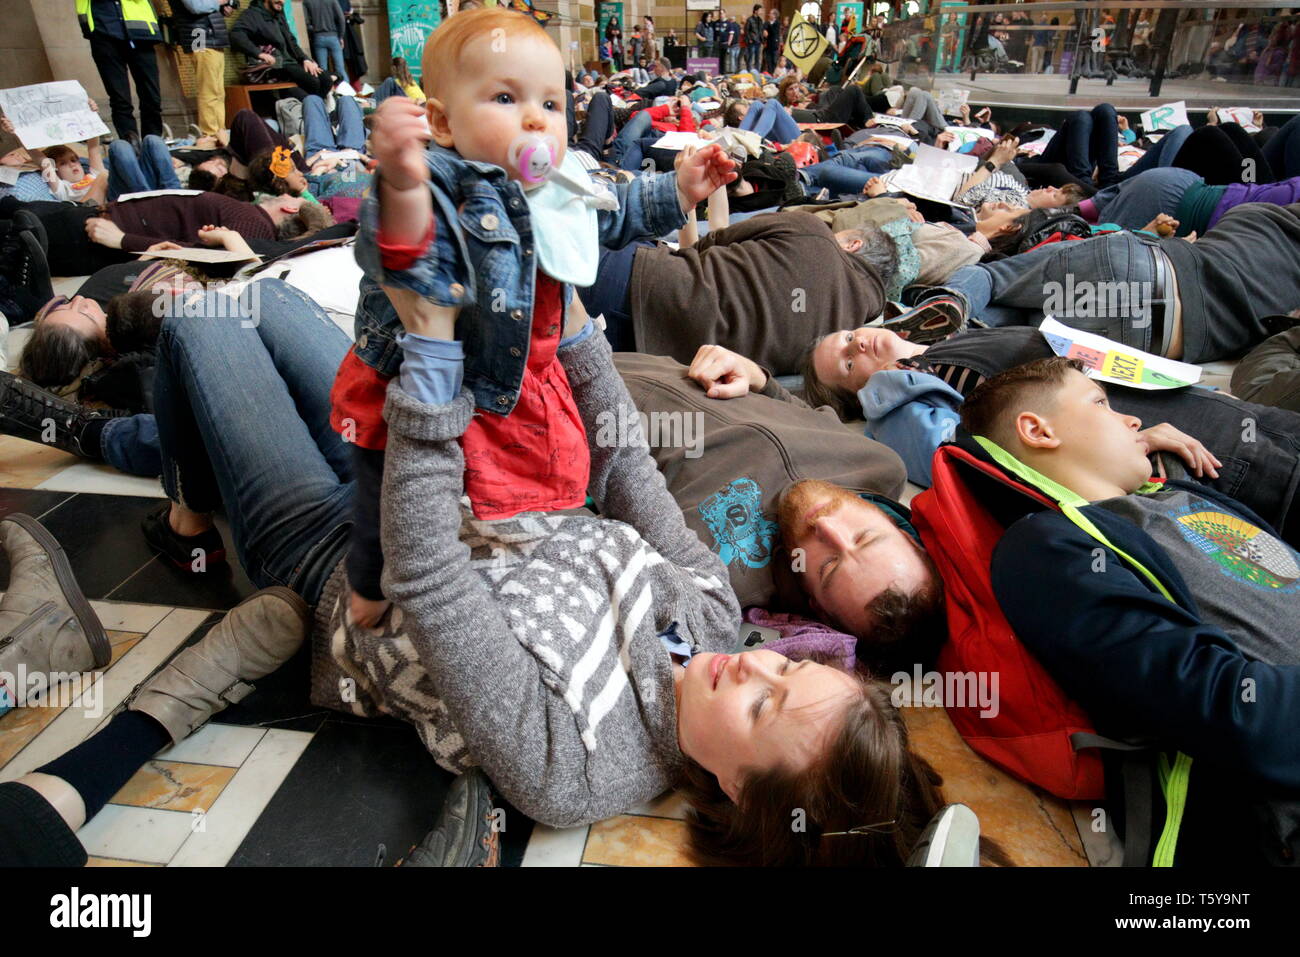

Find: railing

[861,2,1300,99]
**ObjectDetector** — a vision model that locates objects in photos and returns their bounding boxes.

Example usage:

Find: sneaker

[0,513,109,712]
[906,803,981,866]
[881,294,968,345]
[141,502,227,572]
[0,371,126,457]
[400,769,501,867]
[126,587,310,743]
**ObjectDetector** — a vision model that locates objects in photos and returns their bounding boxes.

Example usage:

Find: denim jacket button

[449,282,465,298]
[357,333,369,348]
[509,197,521,209]
[497,395,509,406]
[510,308,524,320]
[480,213,499,231]
[523,246,533,256]
[510,347,522,357]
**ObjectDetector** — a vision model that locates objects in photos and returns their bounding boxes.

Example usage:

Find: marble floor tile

[159,723,267,768]
[0,607,209,781]
[901,705,1087,867]
[77,804,199,865]
[167,728,313,867]
[35,463,166,499]
[85,857,161,867]
[624,790,690,820]
[109,759,239,813]
[0,437,79,490]
[582,814,695,866]
[88,601,173,635]
[520,823,590,867]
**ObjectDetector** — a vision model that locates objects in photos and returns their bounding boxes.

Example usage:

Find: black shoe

[0,371,126,457]
[400,769,501,867]
[141,503,227,571]
[881,294,969,345]
[12,209,47,255]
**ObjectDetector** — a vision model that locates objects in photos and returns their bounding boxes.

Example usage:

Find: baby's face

[57,158,84,182]
[430,32,567,189]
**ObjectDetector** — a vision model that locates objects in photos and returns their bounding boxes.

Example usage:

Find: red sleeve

[329,349,392,450]
[377,220,435,271]
[646,104,671,121]
[679,106,697,133]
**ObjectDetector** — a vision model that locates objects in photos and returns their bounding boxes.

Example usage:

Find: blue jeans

[610,108,654,167]
[303,93,365,156]
[311,33,348,83]
[1121,124,1193,180]
[1091,166,1202,230]
[152,279,354,605]
[373,76,405,105]
[938,231,1162,351]
[1040,103,1120,187]
[106,135,180,200]
[740,99,800,143]
[799,145,894,196]
[101,414,162,477]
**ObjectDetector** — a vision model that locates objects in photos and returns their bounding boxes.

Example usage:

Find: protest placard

[1039,317,1201,390]
[0,81,109,150]
[1139,100,1189,134]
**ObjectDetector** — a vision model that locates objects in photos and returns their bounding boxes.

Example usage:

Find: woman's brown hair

[679,657,1011,866]
[390,56,416,90]
[799,337,862,421]
[247,147,302,197]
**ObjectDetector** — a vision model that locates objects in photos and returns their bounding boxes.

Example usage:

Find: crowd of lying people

[2,5,1300,868]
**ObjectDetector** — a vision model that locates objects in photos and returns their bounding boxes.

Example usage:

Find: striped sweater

[310,333,741,828]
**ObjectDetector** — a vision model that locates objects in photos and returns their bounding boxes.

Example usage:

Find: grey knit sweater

[309,332,741,828]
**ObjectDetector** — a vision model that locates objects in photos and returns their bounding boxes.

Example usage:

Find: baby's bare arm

[383,285,458,341]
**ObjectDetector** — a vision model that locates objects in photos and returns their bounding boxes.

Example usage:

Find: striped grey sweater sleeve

[380,387,600,824]
[560,331,741,621]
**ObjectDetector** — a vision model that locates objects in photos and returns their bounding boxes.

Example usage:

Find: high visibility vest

[77,0,161,43]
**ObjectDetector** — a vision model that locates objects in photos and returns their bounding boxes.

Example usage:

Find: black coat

[166,2,231,51]
[229,0,309,66]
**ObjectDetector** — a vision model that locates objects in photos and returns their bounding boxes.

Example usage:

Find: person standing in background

[743,4,764,73]
[77,0,164,143]
[643,15,657,61]
[167,1,236,139]
[337,0,369,85]
[605,14,624,70]
[724,13,741,75]
[305,0,349,87]
[630,24,644,67]
[695,11,712,60]
[763,7,781,73]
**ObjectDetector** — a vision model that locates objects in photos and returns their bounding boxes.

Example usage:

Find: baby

[333,7,734,625]
[40,143,104,203]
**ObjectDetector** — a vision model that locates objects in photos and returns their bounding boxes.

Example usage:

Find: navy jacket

[992,479,1300,793]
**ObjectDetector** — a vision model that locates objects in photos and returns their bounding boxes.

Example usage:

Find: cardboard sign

[942,125,995,151]
[1039,317,1201,390]
[1139,100,1189,133]
[1215,107,1261,133]
[0,81,109,150]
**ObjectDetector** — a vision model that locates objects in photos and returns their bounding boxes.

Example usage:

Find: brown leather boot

[0,514,109,707]
[127,586,310,744]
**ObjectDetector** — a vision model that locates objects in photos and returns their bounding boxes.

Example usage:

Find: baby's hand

[198,224,235,246]
[675,143,737,211]
[372,96,431,192]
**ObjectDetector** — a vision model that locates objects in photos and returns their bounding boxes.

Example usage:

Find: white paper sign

[1215,107,1261,133]
[1139,100,1189,133]
[880,165,973,209]
[942,125,995,151]
[650,131,711,151]
[914,142,977,172]
[0,81,109,150]
[1039,317,1202,390]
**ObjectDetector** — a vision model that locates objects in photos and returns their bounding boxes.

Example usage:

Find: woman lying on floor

[0,279,972,868]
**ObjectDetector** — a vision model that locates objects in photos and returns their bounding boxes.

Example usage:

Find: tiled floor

[1,447,1092,866]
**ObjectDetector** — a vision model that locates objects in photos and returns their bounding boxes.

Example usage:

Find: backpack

[276,96,304,142]
[912,434,1194,866]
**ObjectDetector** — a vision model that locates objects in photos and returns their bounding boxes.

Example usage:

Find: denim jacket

[354,144,687,415]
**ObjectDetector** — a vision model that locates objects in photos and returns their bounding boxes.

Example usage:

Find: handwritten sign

[1139,100,1189,134]
[0,81,109,150]
[1039,317,1201,390]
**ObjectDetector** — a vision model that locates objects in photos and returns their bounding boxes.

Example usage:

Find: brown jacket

[629,211,886,376]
